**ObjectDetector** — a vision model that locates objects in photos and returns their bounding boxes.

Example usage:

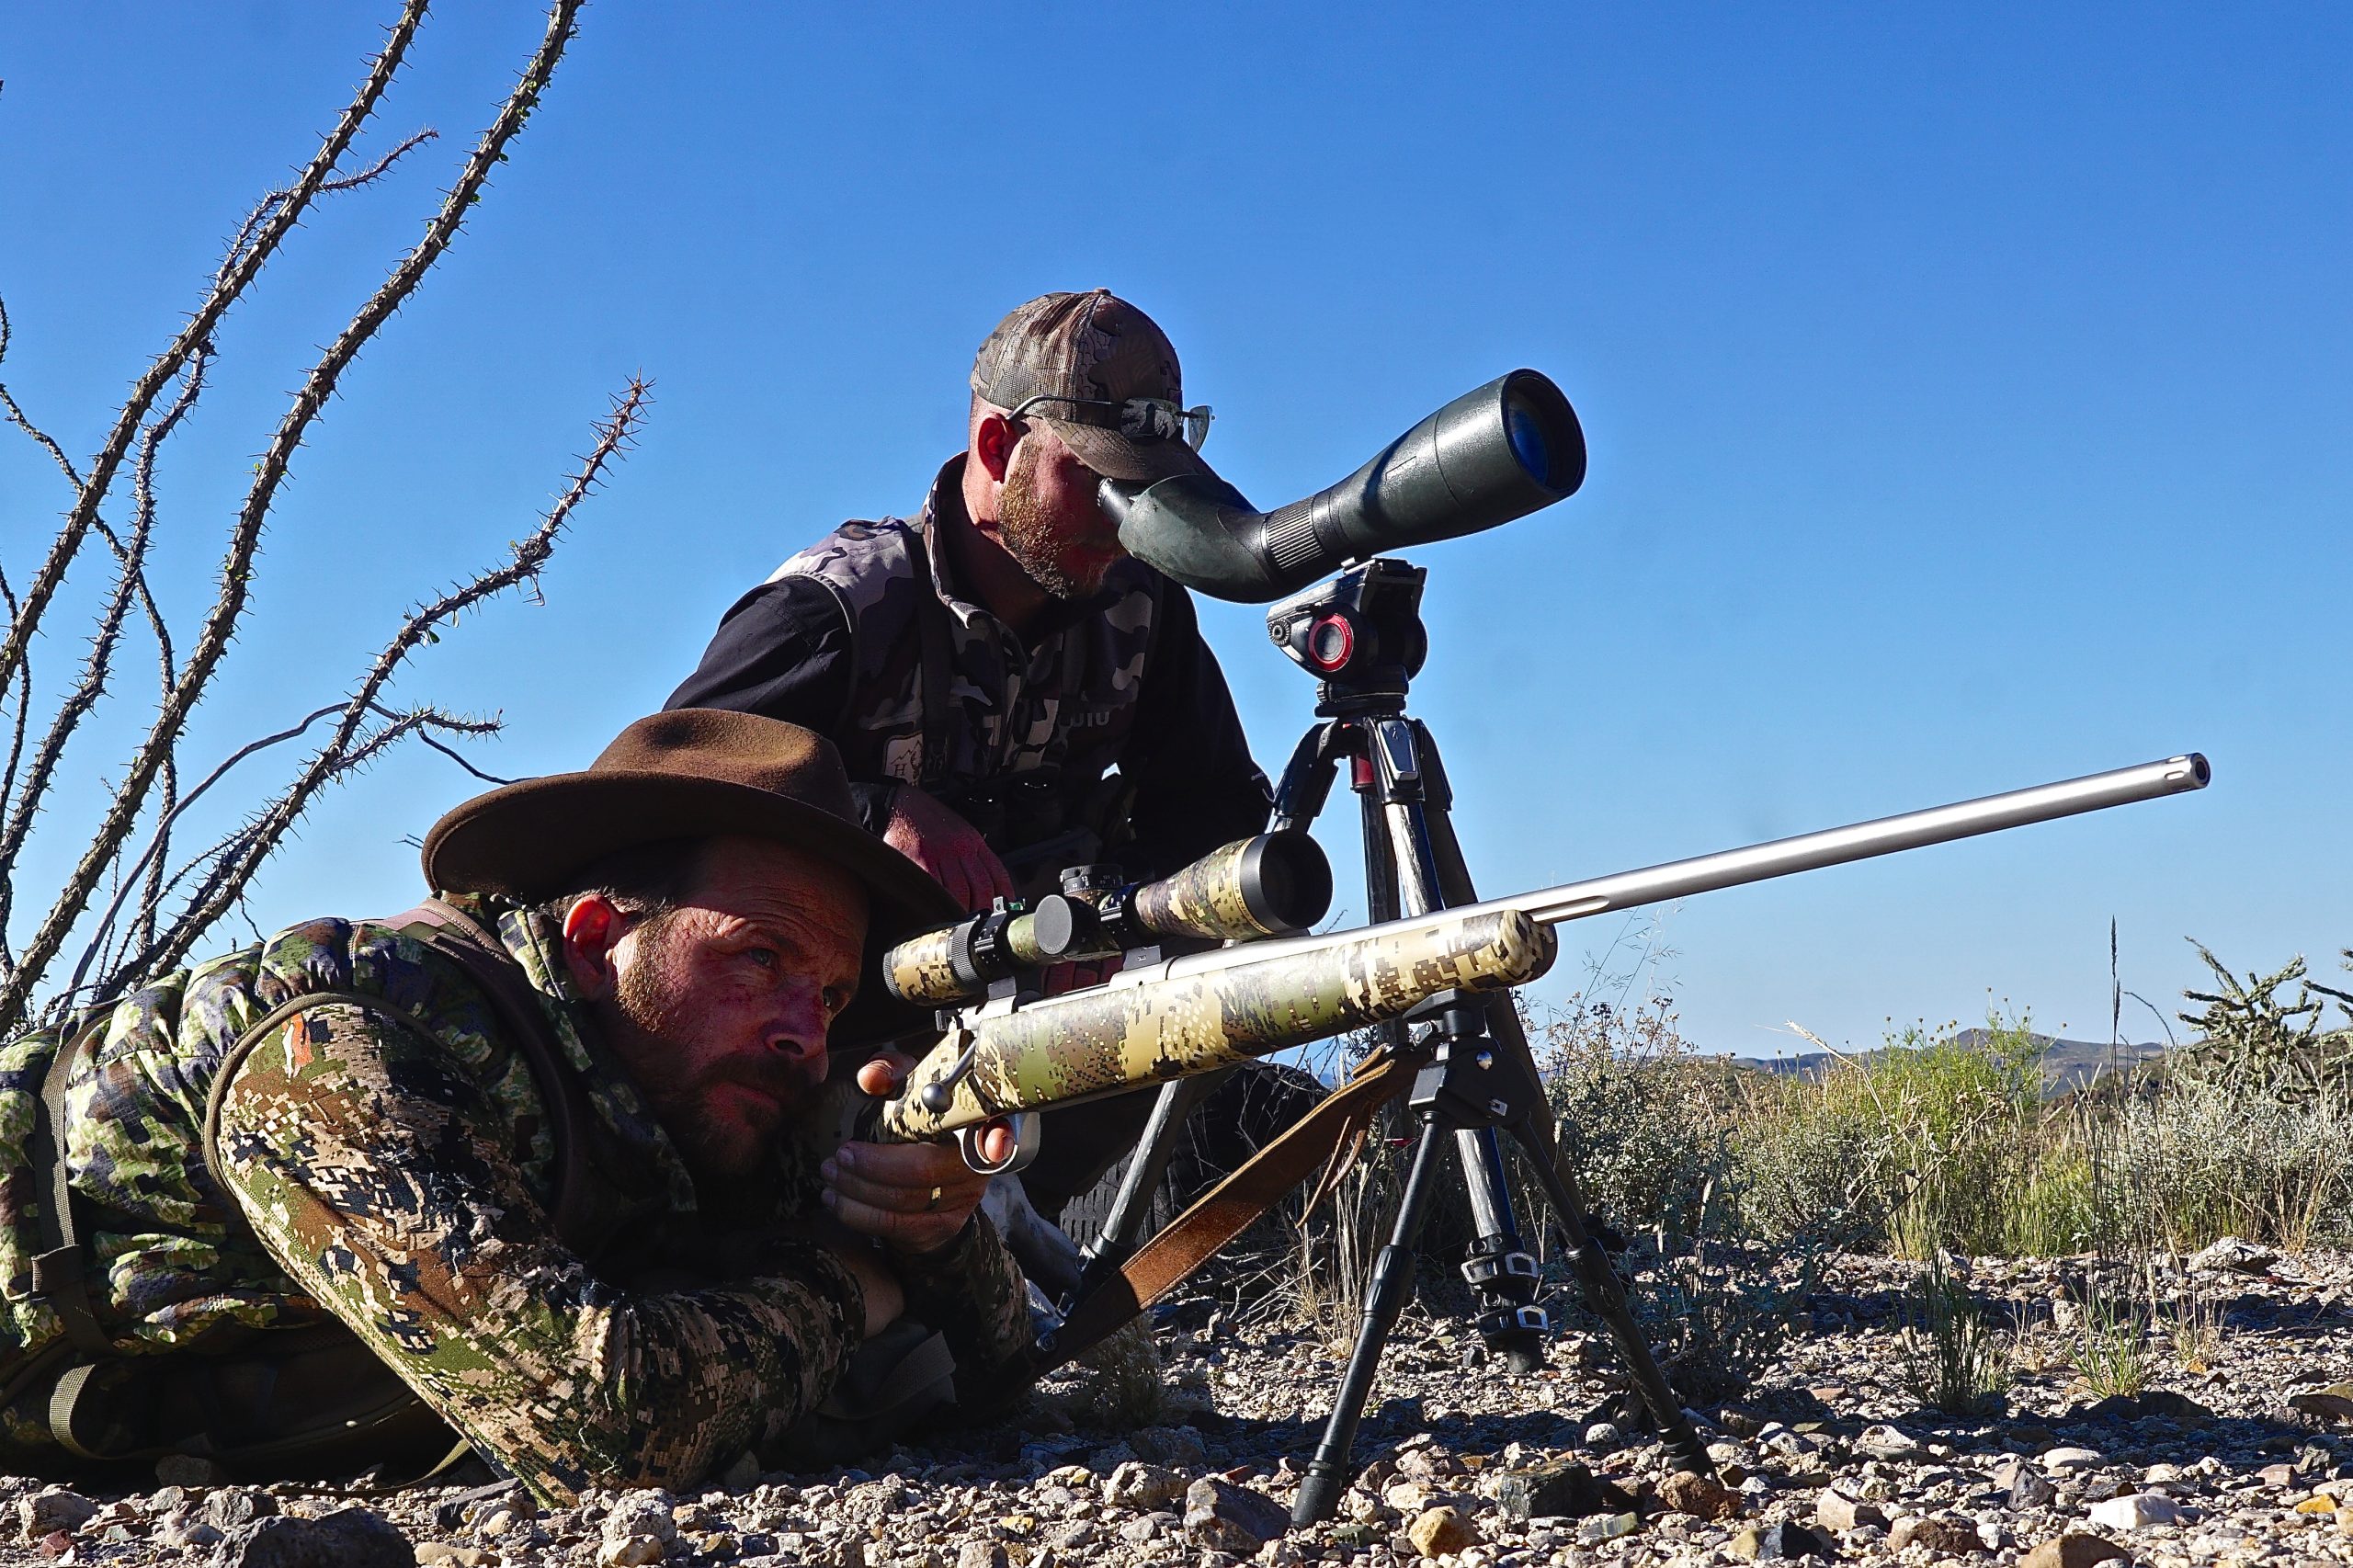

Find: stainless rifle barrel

[1099,753,2208,988]
[1502,752,2210,928]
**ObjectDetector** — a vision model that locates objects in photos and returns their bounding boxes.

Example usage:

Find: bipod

[1289,988,1710,1522]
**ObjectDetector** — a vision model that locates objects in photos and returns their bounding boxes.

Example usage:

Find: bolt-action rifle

[871,751,2204,1510]
[877,753,2209,1165]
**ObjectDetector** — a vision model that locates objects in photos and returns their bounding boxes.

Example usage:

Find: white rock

[603,1490,678,1545]
[2040,1447,2104,1472]
[1855,1424,1921,1460]
[2088,1492,2183,1531]
[2189,1236,2278,1275]
[601,1534,667,1567]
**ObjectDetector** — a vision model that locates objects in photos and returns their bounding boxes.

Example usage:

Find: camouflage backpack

[0,899,608,1475]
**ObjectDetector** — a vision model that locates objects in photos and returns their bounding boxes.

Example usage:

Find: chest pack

[3,899,601,1476]
[774,514,1161,866]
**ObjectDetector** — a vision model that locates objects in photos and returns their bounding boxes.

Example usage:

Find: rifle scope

[882,830,1333,1008]
[1098,369,1586,604]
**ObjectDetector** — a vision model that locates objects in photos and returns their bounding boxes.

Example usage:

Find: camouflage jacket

[668,457,1269,880]
[0,896,1029,1502]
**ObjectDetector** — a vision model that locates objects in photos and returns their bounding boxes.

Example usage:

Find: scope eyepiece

[1100,369,1586,603]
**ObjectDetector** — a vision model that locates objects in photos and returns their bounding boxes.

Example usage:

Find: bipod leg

[1364,716,1546,1372]
[1065,1068,1236,1309]
[1505,1115,1712,1476]
[1291,1111,1449,1526]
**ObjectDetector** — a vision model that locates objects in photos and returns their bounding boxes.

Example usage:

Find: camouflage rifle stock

[880,753,2209,1165]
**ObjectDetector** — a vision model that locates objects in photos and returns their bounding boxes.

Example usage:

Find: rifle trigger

[955,1112,1040,1176]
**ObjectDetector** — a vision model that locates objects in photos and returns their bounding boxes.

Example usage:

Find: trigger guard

[956,1112,1041,1176]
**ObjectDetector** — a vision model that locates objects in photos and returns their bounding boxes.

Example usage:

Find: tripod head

[1267,559,1430,710]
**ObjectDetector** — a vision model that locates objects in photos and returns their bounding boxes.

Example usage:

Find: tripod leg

[1454,1126,1547,1373]
[1413,733,1562,1135]
[1506,1116,1712,1475]
[1292,1114,1449,1526]
[1269,720,1345,834]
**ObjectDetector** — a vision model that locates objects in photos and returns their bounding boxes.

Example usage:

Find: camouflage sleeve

[210,998,867,1505]
[892,1211,1033,1406]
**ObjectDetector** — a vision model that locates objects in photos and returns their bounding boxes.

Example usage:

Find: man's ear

[972,410,1019,487]
[561,894,627,1000]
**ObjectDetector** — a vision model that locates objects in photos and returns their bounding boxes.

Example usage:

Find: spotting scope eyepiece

[1098,369,1586,604]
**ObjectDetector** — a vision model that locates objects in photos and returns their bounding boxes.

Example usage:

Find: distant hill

[1724,1029,2169,1093]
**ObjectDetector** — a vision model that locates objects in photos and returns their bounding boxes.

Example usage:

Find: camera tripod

[1065,557,1709,1523]
[1259,558,1707,1521]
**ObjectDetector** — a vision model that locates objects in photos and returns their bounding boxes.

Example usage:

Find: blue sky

[2,4,2345,1053]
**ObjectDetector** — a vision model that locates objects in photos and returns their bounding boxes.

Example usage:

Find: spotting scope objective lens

[1505,388,1553,488]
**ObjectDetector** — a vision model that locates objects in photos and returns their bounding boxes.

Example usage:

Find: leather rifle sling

[1036,1049,1415,1371]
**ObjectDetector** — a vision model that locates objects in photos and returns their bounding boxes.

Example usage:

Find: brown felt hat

[422,710,961,1042]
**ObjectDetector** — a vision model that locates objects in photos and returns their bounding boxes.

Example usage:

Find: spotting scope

[1098,369,1586,603]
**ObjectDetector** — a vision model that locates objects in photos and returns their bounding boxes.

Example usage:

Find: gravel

[12,1244,2353,1564]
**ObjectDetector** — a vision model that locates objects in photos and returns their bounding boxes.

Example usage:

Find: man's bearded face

[995,429,1123,600]
[594,838,867,1186]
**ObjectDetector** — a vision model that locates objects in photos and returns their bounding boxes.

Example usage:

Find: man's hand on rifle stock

[882,785,1015,913]
[823,1051,1013,1255]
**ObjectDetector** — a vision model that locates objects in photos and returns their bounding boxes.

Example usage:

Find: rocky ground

[9,1241,2353,1567]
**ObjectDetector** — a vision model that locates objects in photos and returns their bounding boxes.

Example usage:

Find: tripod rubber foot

[1291,1467,1348,1526]
[1497,1335,1545,1375]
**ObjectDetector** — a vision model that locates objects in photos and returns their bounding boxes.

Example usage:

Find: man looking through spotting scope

[669,290,1295,1223]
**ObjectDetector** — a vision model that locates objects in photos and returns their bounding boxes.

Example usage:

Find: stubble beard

[995,440,1111,601]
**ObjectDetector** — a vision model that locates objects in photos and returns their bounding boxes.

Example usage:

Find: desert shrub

[1540,993,1735,1238]
[1731,1015,2062,1257]
[2066,1287,2154,1398]
[1895,1252,2014,1415]
[2109,1072,2353,1252]
[1734,1070,1891,1251]
[1615,1207,1827,1405]
[1537,989,1828,1403]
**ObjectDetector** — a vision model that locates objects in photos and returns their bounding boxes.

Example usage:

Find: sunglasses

[1003,392,1214,453]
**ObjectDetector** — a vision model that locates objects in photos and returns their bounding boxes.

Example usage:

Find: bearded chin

[997,456,1106,600]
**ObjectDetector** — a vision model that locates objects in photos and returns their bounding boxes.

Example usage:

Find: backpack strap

[28,1013,115,1363]
[378,899,607,1254]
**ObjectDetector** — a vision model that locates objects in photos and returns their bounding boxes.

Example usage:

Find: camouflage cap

[970,290,1228,488]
